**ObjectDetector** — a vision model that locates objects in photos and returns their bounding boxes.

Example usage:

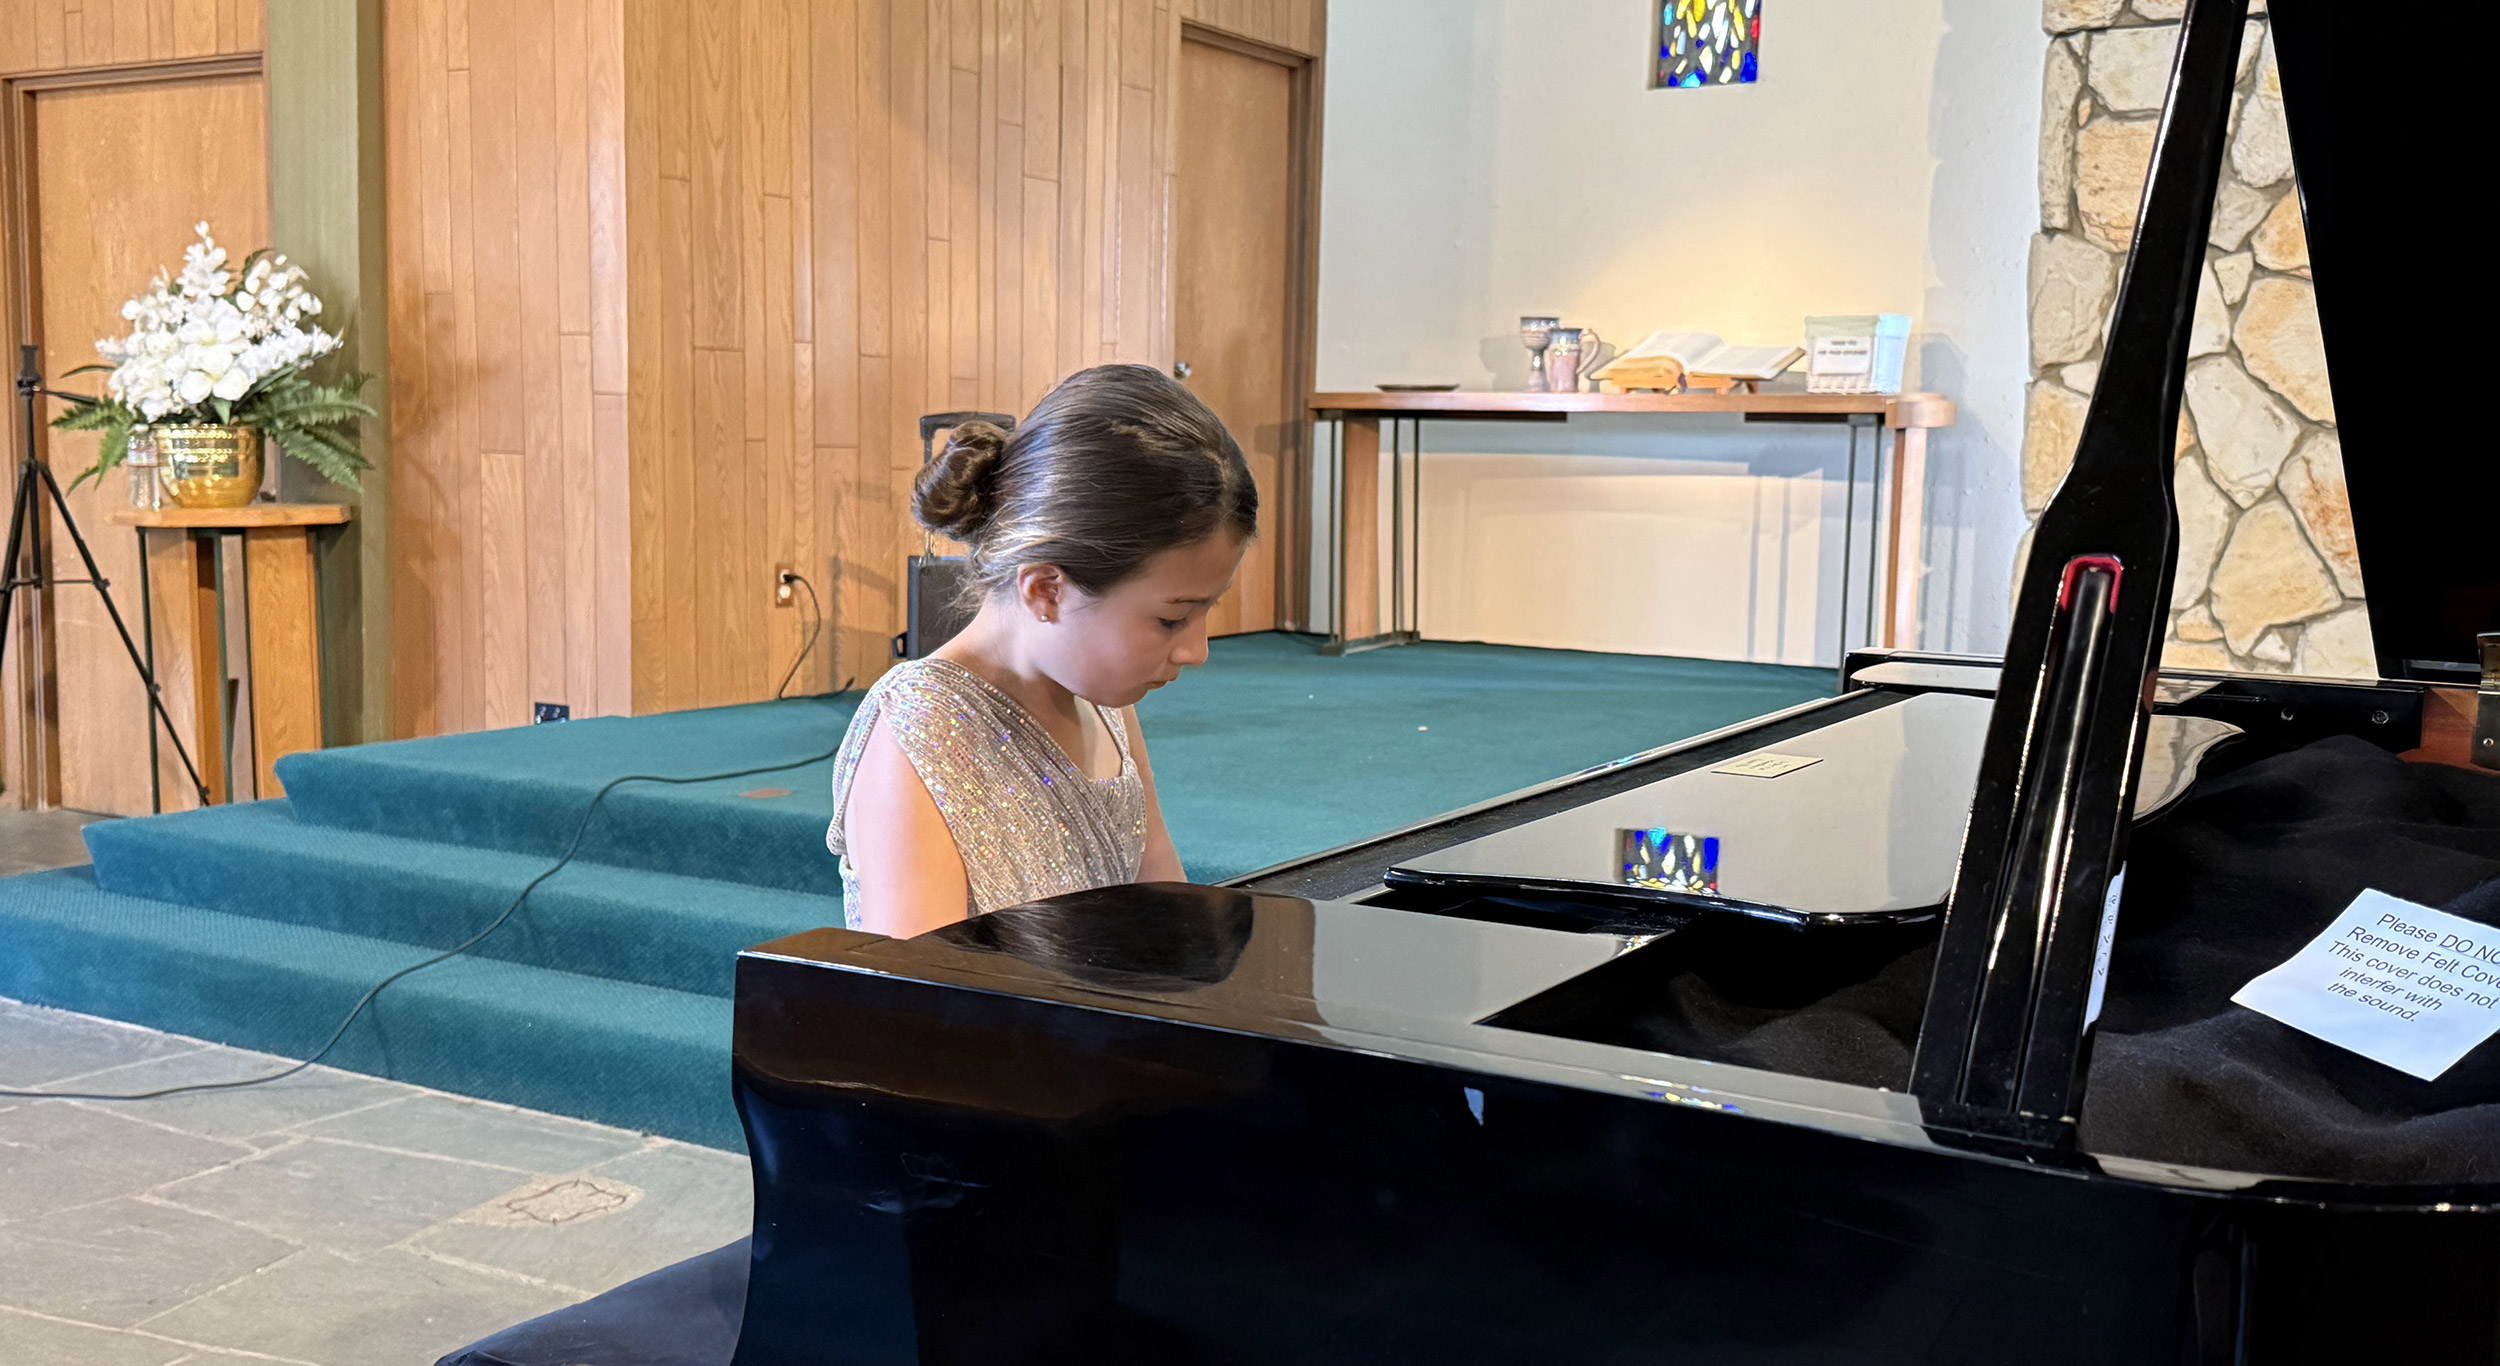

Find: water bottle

[125,427,161,509]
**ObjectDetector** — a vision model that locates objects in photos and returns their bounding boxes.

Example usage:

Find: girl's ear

[1015,563,1070,624]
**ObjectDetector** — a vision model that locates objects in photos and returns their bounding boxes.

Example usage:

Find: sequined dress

[825,658,1148,928]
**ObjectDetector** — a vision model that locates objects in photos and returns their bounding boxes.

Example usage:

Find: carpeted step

[82,801,841,998]
[0,867,740,1149]
[272,695,859,895]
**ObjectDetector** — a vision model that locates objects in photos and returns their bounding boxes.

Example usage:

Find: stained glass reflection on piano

[1619,828,1721,894]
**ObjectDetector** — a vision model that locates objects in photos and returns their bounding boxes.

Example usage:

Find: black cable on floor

[3,732,853,1103]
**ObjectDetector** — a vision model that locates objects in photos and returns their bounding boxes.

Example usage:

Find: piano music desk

[1309,390,1957,660]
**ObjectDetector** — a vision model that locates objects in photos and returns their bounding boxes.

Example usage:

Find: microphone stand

[1,343,210,806]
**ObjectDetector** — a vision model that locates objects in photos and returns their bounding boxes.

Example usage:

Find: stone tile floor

[0,807,100,879]
[1,813,752,1365]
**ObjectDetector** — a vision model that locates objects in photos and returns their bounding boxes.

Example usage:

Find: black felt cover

[1607,736,2500,1183]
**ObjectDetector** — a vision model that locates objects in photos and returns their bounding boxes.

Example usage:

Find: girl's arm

[1125,708,1187,883]
[843,718,975,937]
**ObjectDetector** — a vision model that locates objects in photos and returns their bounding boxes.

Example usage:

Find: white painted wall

[1314,0,2041,664]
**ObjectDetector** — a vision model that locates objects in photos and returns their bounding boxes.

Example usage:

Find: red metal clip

[2055,555,2125,612]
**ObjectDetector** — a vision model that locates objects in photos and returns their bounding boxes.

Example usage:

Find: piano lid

[2274,6,2499,681]
[1386,695,2239,926]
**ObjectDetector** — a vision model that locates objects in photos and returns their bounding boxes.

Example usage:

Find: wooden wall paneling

[948,4,979,412]
[987,0,1014,419]
[385,0,440,737]
[466,0,524,730]
[1018,0,1056,405]
[241,524,321,797]
[588,0,632,719]
[762,0,798,707]
[828,1,875,689]
[1055,0,1083,379]
[1153,0,1178,368]
[1077,0,1106,365]
[820,0,871,688]
[514,0,566,716]
[0,0,1329,751]
[691,0,732,711]
[387,0,630,737]
[890,0,931,644]
[443,55,477,735]
[602,0,1316,710]
[619,0,659,712]
[769,0,808,700]
[179,0,222,59]
[984,4,1009,414]
[798,0,842,697]
[560,0,605,722]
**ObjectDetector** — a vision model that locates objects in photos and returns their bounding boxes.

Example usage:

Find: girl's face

[1026,531,1249,708]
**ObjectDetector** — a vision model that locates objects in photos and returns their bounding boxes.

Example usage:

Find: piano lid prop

[1910,0,2250,1150]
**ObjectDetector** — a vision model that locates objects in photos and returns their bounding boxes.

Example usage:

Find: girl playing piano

[825,363,1257,936]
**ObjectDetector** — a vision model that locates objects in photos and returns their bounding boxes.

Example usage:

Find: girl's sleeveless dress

[825,658,1148,928]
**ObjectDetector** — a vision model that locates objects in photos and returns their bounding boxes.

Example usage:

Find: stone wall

[2025,0,2373,677]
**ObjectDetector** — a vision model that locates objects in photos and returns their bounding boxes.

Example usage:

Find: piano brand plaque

[1710,752,1822,778]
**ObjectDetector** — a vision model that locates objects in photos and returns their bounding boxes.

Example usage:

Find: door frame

[0,53,267,808]
[1177,21,1323,634]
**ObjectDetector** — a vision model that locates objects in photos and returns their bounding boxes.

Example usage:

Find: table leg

[183,531,227,805]
[1837,419,1862,675]
[1390,418,1404,638]
[243,526,323,799]
[1865,421,1886,653]
[136,528,160,815]
[1323,415,1426,656]
[1884,425,1929,650]
[1407,418,1424,638]
[1322,416,1385,654]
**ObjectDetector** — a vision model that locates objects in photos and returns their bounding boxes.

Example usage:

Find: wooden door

[9,70,269,813]
[1174,35,1302,638]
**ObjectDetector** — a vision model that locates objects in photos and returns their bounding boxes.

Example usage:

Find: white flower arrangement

[54,223,373,490]
[99,224,339,417]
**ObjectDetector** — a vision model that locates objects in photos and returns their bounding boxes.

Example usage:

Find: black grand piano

[599,1,2500,1361]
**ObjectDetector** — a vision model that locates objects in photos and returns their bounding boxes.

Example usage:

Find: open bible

[1593,329,1805,393]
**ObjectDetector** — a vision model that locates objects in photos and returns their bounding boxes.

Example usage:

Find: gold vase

[153,424,264,509]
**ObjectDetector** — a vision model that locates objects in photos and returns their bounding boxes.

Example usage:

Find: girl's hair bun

[912,420,1011,541]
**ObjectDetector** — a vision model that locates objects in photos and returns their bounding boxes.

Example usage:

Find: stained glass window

[1656,0,1759,89]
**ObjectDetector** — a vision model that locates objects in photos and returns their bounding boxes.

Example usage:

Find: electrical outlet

[774,565,797,607]
[534,702,571,724]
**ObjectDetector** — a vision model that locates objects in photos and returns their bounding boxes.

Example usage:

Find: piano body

[726,1,2500,1360]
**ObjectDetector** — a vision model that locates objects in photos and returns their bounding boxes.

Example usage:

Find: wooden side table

[109,503,352,808]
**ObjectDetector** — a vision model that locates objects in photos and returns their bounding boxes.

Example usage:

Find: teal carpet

[0,635,1825,1148]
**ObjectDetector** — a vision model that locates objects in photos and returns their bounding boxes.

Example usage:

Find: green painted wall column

[267,0,389,746]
